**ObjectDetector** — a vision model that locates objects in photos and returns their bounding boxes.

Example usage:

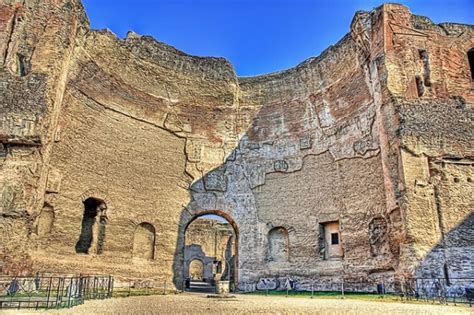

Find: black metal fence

[0,274,113,309]
[405,278,474,306]
[238,277,474,306]
[3,274,471,308]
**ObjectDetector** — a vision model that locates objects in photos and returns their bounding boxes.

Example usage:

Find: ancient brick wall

[181,6,398,288]
[28,23,239,279]
[0,0,88,273]
[0,1,472,290]
[382,4,473,281]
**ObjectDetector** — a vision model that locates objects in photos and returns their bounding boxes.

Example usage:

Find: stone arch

[184,210,238,233]
[80,188,111,208]
[267,226,289,262]
[80,189,106,201]
[132,222,156,260]
[188,258,204,280]
[182,209,239,287]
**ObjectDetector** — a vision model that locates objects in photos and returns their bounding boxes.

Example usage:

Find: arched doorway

[183,210,239,293]
[75,197,108,254]
[189,259,204,280]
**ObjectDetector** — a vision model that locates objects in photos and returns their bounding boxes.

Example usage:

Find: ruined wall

[30,27,240,279]
[0,1,472,290]
[184,218,234,281]
[1,0,240,279]
[0,0,88,273]
[182,6,401,290]
[382,5,474,280]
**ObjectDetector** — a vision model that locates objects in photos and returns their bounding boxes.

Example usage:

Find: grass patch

[112,288,178,298]
[242,290,473,307]
[244,290,419,302]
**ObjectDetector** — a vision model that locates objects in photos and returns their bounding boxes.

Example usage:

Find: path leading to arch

[186,281,216,293]
[11,293,471,314]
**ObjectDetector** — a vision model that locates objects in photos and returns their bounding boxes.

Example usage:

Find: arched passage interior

[183,210,239,292]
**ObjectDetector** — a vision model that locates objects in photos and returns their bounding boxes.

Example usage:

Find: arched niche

[37,203,54,236]
[268,226,289,262]
[133,222,156,260]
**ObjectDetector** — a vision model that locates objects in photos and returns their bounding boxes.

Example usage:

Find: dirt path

[4,293,472,314]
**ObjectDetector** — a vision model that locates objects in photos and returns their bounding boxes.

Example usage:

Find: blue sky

[82,0,473,76]
[199,214,229,223]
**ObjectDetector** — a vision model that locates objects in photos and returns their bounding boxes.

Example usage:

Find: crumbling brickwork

[0,1,472,291]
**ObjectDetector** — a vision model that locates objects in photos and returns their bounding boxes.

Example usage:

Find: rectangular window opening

[319,221,343,260]
[331,232,339,245]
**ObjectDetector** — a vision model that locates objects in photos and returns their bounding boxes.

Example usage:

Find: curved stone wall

[0,1,472,291]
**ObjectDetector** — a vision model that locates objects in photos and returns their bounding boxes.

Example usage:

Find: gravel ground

[4,293,472,315]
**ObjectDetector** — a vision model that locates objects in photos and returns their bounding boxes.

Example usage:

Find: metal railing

[405,278,474,305]
[0,274,113,309]
[237,277,474,306]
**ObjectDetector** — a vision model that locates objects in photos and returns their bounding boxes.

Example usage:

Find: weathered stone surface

[0,1,472,292]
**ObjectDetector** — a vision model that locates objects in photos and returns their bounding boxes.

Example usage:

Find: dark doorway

[468,48,474,80]
[75,197,107,254]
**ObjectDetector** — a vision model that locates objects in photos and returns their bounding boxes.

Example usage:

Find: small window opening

[415,76,424,97]
[331,233,339,245]
[443,263,450,286]
[17,53,30,77]
[418,49,431,87]
[418,49,427,59]
[468,48,474,80]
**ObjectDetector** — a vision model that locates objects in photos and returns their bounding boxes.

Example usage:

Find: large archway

[183,210,239,292]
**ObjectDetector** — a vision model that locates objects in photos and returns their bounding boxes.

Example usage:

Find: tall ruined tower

[0,1,472,290]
